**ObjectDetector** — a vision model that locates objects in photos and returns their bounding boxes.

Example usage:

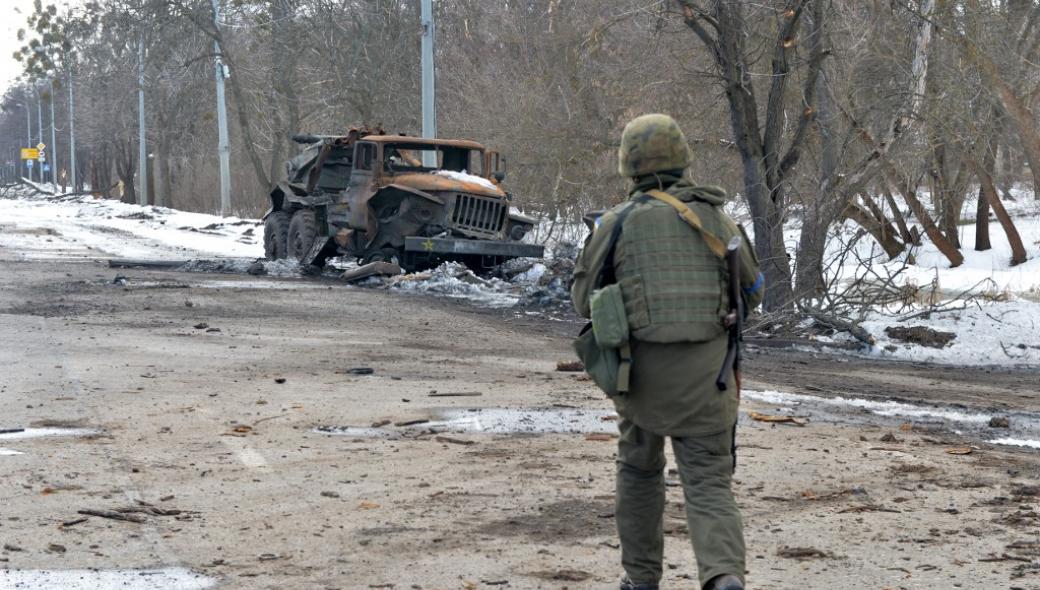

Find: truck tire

[287,209,319,261]
[264,211,290,260]
[362,247,402,266]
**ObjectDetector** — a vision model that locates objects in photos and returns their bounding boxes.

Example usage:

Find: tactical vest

[613,188,732,343]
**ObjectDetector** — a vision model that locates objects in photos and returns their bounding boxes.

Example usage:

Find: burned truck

[263,127,543,272]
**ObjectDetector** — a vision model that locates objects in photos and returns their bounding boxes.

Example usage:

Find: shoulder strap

[594,196,646,289]
[645,189,728,259]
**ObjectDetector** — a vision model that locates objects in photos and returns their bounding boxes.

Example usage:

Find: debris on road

[427,391,482,398]
[748,412,808,426]
[555,360,584,372]
[341,261,401,283]
[434,435,476,446]
[777,546,831,560]
[989,416,1010,428]
[109,259,190,269]
[77,509,147,524]
[394,419,430,427]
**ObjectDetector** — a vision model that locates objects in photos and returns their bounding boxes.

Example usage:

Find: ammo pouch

[573,199,642,398]
[574,322,626,397]
[591,283,629,348]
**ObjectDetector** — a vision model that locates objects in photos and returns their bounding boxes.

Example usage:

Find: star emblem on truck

[422,239,435,251]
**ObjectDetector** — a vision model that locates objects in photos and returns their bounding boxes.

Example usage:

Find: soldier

[571,114,764,590]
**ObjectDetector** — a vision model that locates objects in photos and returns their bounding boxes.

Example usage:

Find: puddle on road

[744,389,1040,450]
[317,407,618,438]
[0,428,99,441]
[0,567,217,589]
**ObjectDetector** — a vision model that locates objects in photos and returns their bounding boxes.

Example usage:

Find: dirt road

[1,246,1038,589]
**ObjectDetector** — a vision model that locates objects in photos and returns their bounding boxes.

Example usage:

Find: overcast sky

[0,0,84,91]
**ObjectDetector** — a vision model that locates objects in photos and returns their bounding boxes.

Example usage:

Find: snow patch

[431,407,617,434]
[386,262,519,308]
[990,438,1040,449]
[0,448,23,456]
[317,407,618,437]
[860,301,1040,366]
[743,389,991,424]
[0,567,217,589]
[0,428,99,440]
[434,169,498,191]
[0,186,263,260]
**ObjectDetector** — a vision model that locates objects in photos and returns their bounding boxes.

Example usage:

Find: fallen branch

[77,509,146,523]
[805,310,876,345]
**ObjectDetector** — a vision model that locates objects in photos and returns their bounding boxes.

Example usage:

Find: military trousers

[615,418,745,589]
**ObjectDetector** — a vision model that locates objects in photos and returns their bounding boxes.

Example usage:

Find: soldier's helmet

[617,114,692,177]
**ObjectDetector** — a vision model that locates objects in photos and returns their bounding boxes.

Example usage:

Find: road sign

[26,159,34,168]
[20,148,39,160]
[38,154,47,163]
[36,142,46,151]
[42,164,51,173]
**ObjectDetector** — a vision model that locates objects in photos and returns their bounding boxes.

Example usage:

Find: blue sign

[26,159,33,168]
[42,164,50,172]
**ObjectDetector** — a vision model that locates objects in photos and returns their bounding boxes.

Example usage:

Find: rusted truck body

[263,127,543,271]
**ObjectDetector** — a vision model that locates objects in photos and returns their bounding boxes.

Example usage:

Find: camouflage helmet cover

[617,113,692,177]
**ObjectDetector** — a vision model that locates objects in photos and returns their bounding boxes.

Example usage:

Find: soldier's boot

[705,574,743,590]
[619,577,659,590]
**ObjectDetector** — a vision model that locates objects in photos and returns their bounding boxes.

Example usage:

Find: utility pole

[211,0,231,216]
[138,31,148,206]
[36,87,43,184]
[69,68,76,192]
[420,0,436,167]
[24,99,32,180]
[49,79,58,186]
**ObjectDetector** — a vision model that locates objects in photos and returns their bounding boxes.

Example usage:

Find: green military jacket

[571,175,764,436]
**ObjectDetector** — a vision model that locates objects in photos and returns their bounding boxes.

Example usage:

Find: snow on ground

[3,179,1037,366]
[0,567,217,589]
[818,192,1040,366]
[0,182,263,260]
[378,262,520,308]
[317,407,618,438]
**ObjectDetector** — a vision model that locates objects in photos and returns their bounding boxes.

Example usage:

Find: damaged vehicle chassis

[263,127,543,272]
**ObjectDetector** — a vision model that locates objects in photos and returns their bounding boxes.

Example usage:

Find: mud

[1,251,1038,589]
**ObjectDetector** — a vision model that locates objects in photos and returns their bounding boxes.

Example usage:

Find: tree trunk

[842,200,905,260]
[957,35,1040,200]
[895,175,964,267]
[114,140,137,205]
[975,185,991,251]
[882,184,916,245]
[969,155,1027,265]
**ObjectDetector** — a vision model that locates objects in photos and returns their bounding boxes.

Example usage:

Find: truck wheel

[287,209,319,261]
[362,247,401,266]
[263,211,290,260]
